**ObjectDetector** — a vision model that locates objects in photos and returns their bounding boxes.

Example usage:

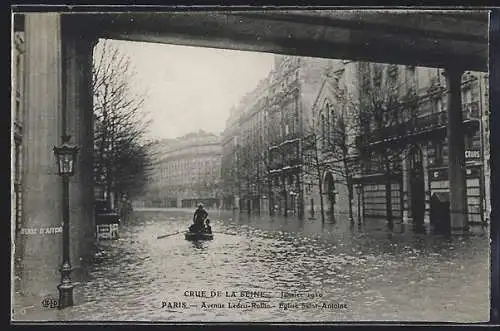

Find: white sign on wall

[465,150,481,160]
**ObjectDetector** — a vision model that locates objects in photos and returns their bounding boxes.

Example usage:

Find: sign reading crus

[465,150,481,160]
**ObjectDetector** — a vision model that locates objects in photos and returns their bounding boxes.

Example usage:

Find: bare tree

[92,39,154,210]
[302,105,337,225]
[324,85,361,223]
[302,132,330,224]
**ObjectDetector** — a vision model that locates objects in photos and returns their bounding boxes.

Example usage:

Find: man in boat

[192,203,208,233]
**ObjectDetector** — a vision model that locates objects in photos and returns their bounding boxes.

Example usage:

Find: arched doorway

[323,171,336,220]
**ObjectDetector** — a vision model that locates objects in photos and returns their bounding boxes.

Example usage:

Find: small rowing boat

[185,232,214,241]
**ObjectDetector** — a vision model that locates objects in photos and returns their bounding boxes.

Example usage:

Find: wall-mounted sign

[465,150,481,160]
[19,226,63,235]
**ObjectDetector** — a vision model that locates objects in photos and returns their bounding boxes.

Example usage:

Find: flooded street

[14,209,490,322]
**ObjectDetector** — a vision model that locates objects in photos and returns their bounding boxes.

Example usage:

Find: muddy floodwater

[13,209,490,322]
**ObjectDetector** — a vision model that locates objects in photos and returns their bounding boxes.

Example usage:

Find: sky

[96,39,275,140]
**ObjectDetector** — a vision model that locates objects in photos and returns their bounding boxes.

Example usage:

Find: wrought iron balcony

[357,102,481,149]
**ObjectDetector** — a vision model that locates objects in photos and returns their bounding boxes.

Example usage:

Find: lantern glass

[54,143,79,176]
[61,154,74,175]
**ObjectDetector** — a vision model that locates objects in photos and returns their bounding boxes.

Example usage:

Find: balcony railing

[359,101,481,147]
[270,162,283,170]
[280,134,300,145]
[269,156,301,170]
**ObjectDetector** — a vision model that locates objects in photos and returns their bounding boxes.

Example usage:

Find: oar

[157,231,181,239]
[216,232,238,236]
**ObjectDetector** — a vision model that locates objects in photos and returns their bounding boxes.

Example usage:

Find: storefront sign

[465,150,481,160]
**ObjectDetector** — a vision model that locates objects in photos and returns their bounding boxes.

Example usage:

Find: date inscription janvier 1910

[281,291,322,298]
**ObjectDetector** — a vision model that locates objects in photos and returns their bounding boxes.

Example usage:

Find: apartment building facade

[351,63,490,227]
[222,55,335,218]
[222,53,490,226]
[142,130,222,209]
[220,107,240,210]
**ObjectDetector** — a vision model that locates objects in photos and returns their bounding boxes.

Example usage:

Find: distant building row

[137,130,222,209]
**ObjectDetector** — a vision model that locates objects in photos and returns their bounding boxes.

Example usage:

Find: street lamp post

[53,136,79,309]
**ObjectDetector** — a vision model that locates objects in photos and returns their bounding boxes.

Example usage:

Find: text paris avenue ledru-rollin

[160,290,349,310]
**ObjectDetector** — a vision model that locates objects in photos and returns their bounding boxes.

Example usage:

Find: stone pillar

[481,73,491,222]
[422,145,430,224]
[444,67,468,233]
[20,13,64,303]
[62,25,98,272]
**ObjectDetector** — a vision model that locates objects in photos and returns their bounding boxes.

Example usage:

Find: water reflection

[191,240,208,250]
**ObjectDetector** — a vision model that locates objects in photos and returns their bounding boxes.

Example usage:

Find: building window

[463,88,473,106]
[330,105,335,143]
[434,142,443,165]
[433,97,444,113]
[406,65,416,87]
[321,114,326,143]
[325,103,330,144]
[373,65,383,87]
[465,135,474,150]
[388,64,398,80]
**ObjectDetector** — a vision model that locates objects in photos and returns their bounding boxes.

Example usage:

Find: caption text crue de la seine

[160,289,349,311]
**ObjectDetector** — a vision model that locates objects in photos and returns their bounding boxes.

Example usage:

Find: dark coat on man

[193,206,208,230]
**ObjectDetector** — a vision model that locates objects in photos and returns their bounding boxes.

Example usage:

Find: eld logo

[41,295,58,309]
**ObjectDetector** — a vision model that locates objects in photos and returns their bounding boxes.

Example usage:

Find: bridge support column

[444,67,468,234]
[19,13,64,304]
[62,25,98,272]
[422,145,430,224]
